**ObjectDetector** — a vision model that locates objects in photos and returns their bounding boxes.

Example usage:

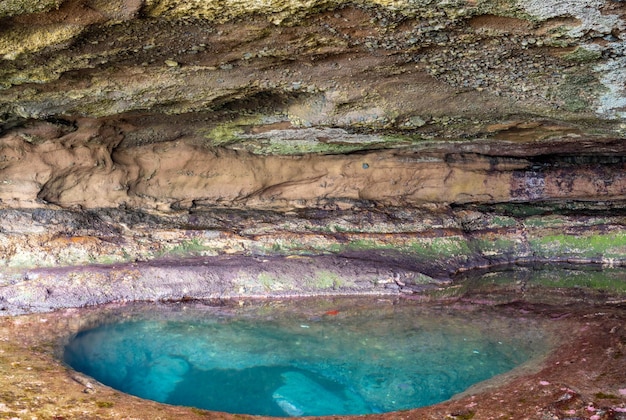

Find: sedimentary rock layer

[1,118,625,211]
[1,0,624,215]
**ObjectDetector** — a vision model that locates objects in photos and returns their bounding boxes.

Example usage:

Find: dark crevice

[209,90,313,113]
[455,200,626,217]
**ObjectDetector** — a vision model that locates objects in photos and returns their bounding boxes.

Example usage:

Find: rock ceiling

[0,0,624,211]
[0,0,624,268]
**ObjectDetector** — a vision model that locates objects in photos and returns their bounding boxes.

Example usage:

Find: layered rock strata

[0,0,625,306]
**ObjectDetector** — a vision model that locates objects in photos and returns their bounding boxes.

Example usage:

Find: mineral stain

[63,302,547,417]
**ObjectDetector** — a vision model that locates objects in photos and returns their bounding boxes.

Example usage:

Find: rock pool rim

[2,266,625,420]
[59,296,555,418]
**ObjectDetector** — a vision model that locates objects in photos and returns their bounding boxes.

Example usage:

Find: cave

[1,0,626,419]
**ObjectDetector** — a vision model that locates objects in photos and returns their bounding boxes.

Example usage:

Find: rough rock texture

[0,0,625,270]
[1,0,626,418]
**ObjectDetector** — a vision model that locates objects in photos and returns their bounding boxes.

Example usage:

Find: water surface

[64,299,548,416]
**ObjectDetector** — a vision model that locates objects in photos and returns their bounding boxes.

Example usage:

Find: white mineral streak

[521,0,624,37]
[519,0,626,121]
[596,57,626,120]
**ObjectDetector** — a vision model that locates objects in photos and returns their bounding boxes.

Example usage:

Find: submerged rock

[273,371,371,416]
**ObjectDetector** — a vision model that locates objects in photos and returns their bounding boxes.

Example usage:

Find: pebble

[405,116,427,127]
[164,60,179,67]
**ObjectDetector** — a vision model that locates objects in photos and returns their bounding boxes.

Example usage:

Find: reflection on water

[450,263,626,305]
[64,299,548,416]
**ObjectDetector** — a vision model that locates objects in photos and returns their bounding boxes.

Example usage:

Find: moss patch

[473,0,534,22]
[563,47,602,63]
[310,270,347,289]
[553,72,605,113]
[0,24,84,60]
[258,272,285,291]
[470,237,521,258]
[165,238,215,256]
[202,117,261,147]
[529,232,626,260]
[406,237,473,261]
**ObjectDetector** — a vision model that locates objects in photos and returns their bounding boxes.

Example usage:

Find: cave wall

[0,0,625,274]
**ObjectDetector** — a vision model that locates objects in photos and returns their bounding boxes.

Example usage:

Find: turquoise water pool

[63,300,547,416]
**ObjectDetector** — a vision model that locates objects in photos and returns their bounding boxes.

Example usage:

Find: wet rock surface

[0,254,425,316]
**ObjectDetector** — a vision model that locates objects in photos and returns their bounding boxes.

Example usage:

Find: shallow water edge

[0,254,431,316]
[3,253,626,317]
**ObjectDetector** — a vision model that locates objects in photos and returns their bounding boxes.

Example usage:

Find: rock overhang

[1,0,625,123]
[0,0,625,275]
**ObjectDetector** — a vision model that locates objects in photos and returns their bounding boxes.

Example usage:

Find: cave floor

[1,260,625,420]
